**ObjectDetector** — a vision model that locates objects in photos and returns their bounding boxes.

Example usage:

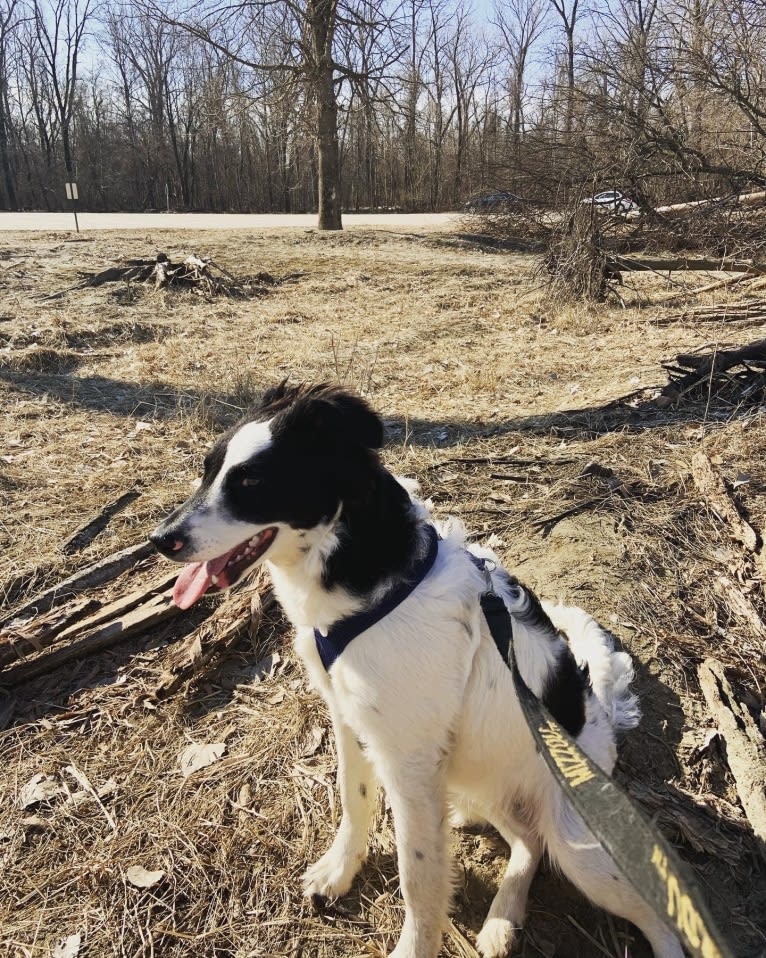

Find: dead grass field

[0,226,765,958]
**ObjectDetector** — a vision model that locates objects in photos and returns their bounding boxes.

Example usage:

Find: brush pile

[45,253,282,301]
[659,338,766,408]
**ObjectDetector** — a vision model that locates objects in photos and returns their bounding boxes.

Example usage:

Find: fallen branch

[0,573,180,686]
[40,253,284,301]
[627,780,747,867]
[691,452,758,552]
[658,338,766,407]
[610,255,766,275]
[711,577,766,642]
[698,659,766,863]
[661,297,766,326]
[62,489,142,554]
[0,595,102,668]
[1,540,154,628]
[658,273,758,305]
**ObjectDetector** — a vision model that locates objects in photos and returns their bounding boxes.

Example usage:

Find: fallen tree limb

[691,452,758,552]
[698,659,766,863]
[659,338,766,406]
[62,489,142,554]
[0,596,102,668]
[661,298,766,326]
[610,255,766,275]
[658,273,758,305]
[627,779,748,867]
[1,540,154,628]
[711,576,766,642]
[0,575,180,686]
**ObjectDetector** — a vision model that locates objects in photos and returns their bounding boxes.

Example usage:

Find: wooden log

[660,339,766,402]
[712,576,766,641]
[627,779,746,866]
[691,452,758,552]
[1,540,154,629]
[698,659,766,863]
[654,189,766,215]
[0,580,180,686]
[609,255,766,275]
[0,596,102,668]
[658,273,757,305]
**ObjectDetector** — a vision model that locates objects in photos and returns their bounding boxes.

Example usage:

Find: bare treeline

[0,0,765,220]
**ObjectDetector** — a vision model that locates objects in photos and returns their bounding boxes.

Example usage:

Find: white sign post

[65,182,80,233]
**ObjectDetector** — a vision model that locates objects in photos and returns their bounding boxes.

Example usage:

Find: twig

[530,497,606,537]
[62,489,142,554]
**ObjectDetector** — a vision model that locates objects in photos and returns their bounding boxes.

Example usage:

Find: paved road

[0,211,458,231]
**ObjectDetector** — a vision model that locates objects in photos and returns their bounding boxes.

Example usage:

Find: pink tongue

[172,549,236,610]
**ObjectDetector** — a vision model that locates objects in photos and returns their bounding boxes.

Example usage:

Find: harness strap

[485,584,734,958]
[314,524,440,671]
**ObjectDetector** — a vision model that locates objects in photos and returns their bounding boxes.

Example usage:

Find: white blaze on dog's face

[150,383,385,609]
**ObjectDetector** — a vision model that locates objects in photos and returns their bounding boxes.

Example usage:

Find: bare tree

[0,0,22,208]
[493,0,547,147]
[33,0,96,189]
[548,0,579,136]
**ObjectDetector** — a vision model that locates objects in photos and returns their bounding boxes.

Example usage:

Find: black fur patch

[187,383,418,598]
[509,580,590,737]
[542,644,590,737]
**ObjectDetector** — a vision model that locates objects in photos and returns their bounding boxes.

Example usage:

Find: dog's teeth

[211,574,219,585]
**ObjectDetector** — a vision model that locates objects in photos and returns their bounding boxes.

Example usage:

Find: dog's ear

[280,385,384,450]
[260,378,295,412]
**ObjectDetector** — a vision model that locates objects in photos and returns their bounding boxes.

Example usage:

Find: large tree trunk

[316,65,341,229]
[309,0,342,230]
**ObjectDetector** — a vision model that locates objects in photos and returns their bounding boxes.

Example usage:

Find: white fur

[170,460,682,958]
[276,512,682,958]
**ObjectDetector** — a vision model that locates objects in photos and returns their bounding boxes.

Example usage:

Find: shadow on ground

[0,367,751,443]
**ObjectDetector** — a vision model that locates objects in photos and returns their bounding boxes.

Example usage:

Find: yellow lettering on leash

[538,720,595,787]
[651,845,722,958]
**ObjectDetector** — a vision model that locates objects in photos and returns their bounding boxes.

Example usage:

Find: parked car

[581,190,638,213]
[464,190,525,213]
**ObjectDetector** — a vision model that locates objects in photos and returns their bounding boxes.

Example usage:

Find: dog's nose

[150,528,187,557]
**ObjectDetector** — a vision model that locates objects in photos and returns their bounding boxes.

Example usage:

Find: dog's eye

[240,476,259,488]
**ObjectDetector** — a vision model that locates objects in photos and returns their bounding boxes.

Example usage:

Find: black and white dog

[151,382,682,958]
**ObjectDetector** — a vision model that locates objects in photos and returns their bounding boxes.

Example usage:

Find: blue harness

[313,525,511,670]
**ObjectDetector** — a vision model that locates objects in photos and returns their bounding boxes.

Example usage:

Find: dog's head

[150,382,384,608]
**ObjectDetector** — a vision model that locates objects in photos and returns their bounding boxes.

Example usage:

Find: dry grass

[1,226,765,958]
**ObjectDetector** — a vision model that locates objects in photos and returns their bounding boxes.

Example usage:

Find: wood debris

[1,572,180,685]
[663,297,766,325]
[691,452,758,552]
[42,253,289,301]
[698,659,766,863]
[152,575,276,699]
[1,540,154,629]
[658,338,766,407]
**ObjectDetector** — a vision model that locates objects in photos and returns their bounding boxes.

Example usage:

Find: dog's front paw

[475,917,517,958]
[302,845,361,901]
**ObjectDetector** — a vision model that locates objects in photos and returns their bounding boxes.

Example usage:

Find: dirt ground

[0,226,765,958]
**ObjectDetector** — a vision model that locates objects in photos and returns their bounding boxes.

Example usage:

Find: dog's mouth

[172,527,278,610]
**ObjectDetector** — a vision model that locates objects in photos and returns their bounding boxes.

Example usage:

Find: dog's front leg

[383,758,450,958]
[303,710,378,903]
